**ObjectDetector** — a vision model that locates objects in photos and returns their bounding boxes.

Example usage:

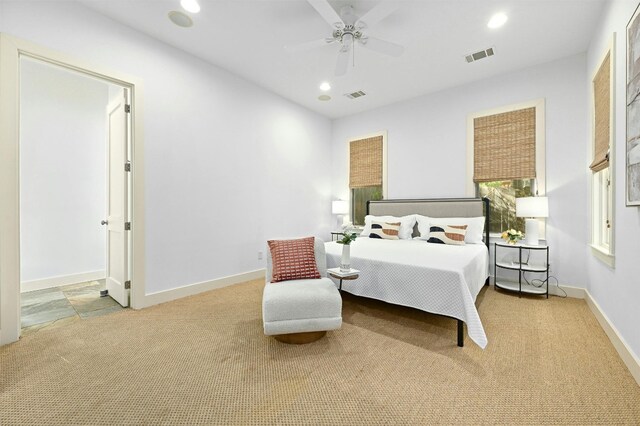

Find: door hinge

[125,162,131,172]
[124,280,131,290]
[125,222,131,231]
[124,104,131,113]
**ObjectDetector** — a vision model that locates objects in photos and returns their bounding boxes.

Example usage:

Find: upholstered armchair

[262,237,342,344]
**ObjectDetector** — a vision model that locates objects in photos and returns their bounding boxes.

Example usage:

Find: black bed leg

[457,320,464,347]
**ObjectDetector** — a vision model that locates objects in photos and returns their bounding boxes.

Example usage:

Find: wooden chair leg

[273,331,327,344]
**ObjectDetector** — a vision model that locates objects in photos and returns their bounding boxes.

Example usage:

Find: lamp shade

[516,197,549,218]
[332,200,349,215]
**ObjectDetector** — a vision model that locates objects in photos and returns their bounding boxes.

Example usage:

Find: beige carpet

[1,279,639,425]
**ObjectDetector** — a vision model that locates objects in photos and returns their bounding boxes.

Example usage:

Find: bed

[324,198,490,348]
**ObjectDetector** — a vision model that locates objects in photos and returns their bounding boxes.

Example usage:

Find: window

[592,169,612,251]
[590,44,614,265]
[467,100,546,235]
[478,179,533,234]
[348,133,387,226]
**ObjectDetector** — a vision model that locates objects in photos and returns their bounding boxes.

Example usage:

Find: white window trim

[346,131,388,226]
[466,99,546,238]
[591,243,615,268]
[590,36,615,266]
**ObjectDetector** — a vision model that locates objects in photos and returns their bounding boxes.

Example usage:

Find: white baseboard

[534,282,640,386]
[584,290,640,387]
[548,283,585,299]
[21,270,106,293]
[138,269,266,309]
[488,278,640,385]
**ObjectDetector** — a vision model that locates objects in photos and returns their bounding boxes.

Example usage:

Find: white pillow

[361,214,416,240]
[415,215,485,245]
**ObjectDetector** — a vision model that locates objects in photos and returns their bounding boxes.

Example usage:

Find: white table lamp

[516,197,548,246]
[332,200,349,228]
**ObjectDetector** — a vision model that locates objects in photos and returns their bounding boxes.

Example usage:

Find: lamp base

[524,218,539,246]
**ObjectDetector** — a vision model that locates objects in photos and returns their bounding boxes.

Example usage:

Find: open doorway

[0,34,145,345]
[19,57,131,334]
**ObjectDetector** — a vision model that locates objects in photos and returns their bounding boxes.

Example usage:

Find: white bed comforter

[325,239,489,348]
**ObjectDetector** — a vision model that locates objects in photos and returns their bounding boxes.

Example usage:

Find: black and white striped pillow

[368,221,401,240]
[427,224,467,245]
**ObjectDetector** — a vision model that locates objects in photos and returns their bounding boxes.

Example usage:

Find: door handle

[101,220,108,225]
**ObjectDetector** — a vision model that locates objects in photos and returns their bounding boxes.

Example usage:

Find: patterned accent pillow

[368,221,401,240]
[427,225,468,245]
[361,215,416,239]
[267,237,321,282]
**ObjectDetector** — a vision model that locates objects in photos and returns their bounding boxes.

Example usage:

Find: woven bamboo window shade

[590,52,610,173]
[473,107,536,182]
[349,136,383,188]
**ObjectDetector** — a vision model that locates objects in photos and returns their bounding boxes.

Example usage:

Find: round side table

[328,271,359,290]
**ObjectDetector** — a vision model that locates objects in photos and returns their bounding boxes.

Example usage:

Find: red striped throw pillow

[267,237,321,283]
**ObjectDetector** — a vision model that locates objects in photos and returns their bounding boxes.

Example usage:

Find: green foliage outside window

[351,186,383,226]
[478,179,533,234]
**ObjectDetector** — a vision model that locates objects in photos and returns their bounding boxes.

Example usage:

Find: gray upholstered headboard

[367,198,490,249]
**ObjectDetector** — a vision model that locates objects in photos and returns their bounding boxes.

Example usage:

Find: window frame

[590,37,615,267]
[347,131,388,226]
[466,99,546,238]
[592,169,613,257]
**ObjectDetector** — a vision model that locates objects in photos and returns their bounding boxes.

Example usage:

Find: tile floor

[21,280,124,335]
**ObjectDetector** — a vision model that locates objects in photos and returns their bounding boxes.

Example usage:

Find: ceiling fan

[286,0,404,76]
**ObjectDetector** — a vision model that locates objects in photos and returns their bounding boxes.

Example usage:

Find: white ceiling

[80,0,606,119]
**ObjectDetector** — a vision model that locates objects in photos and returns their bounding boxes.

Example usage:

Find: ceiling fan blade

[335,46,350,76]
[359,36,404,57]
[307,0,344,29]
[285,38,334,53]
[355,2,399,28]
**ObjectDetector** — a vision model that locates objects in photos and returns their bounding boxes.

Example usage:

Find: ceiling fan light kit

[288,0,405,76]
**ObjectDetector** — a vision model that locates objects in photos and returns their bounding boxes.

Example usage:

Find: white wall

[586,0,640,361]
[20,58,108,285]
[331,54,589,289]
[0,1,333,294]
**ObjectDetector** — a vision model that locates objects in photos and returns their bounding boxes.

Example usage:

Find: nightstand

[494,242,549,298]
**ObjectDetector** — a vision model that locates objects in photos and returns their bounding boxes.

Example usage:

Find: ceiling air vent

[465,47,495,63]
[344,90,367,99]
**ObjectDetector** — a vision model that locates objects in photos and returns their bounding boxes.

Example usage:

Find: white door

[104,90,129,307]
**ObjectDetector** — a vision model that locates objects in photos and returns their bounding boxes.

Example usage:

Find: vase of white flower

[340,244,351,272]
[338,225,357,272]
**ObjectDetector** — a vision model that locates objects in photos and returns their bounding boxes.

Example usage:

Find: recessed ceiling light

[319,82,331,91]
[318,95,331,101]
[168,11,193,27]
[180,0,200,14]
[488,12,508,29]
